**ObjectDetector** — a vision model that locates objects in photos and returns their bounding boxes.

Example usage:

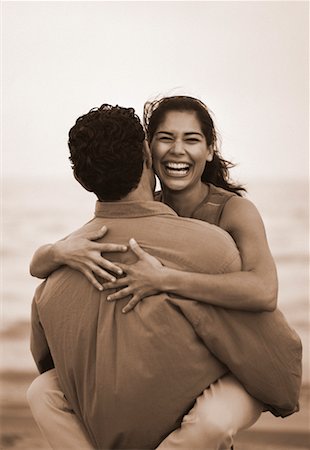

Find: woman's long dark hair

[144,96,246,196]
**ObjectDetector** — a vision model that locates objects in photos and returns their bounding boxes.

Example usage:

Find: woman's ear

[143,140,153,168]
[206,148,214,162]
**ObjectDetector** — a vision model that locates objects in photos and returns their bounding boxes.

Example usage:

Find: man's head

[68,104,146,201]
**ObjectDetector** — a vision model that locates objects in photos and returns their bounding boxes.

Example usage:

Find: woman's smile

[162,161,192,177]
[151,110,212,193]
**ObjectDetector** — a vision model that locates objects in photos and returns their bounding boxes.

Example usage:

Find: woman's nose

[170,140,186,155]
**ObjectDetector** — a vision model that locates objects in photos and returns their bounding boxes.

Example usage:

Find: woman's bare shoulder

[220,196,264,234]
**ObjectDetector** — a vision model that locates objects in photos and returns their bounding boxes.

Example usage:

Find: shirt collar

[95,200,177,218]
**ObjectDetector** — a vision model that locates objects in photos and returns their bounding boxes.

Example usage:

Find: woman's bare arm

[105,198,278,313]
[29,226,127,288]
[30,242,64,279]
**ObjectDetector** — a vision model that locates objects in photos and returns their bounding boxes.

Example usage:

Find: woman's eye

[186,138,199,143]
[159,137,173,142]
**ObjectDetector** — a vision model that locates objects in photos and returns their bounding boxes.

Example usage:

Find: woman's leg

[27,370,262,450]
[156,374,263,450]
[27,369,94,450]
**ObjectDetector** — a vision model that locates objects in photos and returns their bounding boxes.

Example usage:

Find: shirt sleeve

[177,300,302,418]
[30,282,55,374]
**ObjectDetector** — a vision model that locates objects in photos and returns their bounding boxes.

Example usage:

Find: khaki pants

[27,370,262,450]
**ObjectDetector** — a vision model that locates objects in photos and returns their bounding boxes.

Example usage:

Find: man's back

[31,201,301,449]
[32,201,239,448]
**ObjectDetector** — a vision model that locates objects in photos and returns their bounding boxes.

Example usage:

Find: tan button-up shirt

[31,201,302,449]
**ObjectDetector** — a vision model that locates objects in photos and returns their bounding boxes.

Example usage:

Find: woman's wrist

[160,267,182,294]
[52,240,67,266]
[30,242,64,278]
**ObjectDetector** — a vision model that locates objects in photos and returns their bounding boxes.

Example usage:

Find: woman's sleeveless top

[154,183,236,227]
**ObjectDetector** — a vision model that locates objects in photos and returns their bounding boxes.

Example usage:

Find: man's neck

[122,184,154,202]
[110,167,155,203]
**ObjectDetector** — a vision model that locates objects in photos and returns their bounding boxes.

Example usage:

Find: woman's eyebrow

[156,131,174,136]
[156,131,203,137]
[184,132,204,137]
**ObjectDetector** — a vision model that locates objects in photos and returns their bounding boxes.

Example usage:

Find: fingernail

[110,277,116,282]
[117,269,123,275]
[98,286,103,291]
[107,296,111,301]
[130,238,137,245]
[122,308,127,314]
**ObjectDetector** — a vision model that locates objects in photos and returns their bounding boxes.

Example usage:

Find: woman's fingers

[114,263,130,273]
[106,287,143,313]
[103,277,128,291]
[87,225,108,241]
[82,269,106,291]
[128,238,148,259]
[107,286,132,302]
[98,243,128,253]
[103,277,129,291]
[122,296,142,314]
[78,260,122,290]
[88,263,117,284]
[94,256,123,276]
[85,226,128,253]
[128,239,162,267]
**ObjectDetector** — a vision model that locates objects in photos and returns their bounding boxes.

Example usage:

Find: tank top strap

[154,185,236,226]
[192,184,236,226]
[154,191,162,202]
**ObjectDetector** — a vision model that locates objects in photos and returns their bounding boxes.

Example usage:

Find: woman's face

[151,110,212,193]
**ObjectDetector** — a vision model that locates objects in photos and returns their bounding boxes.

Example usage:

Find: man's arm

[172,299,302,418]
[30,282,55,374]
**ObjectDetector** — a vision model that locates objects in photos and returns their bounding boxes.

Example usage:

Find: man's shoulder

[170,214,236,246]
[150,213,240,274]
[65,217,97,239]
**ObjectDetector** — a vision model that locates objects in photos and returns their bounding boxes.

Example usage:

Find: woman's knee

[27,369,58,413]
[182,395,234,443]
[179,407,233,449]
[194,407,234,440]
[194,390,233,427]
[188,375,262,436]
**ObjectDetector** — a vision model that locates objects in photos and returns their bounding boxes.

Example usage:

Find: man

[28,104,301,449]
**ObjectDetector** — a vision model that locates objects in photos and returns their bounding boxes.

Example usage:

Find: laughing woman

[28,96,277,449]
[101,96,278,314]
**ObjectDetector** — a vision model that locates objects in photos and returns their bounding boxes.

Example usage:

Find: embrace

[28,96,302,450]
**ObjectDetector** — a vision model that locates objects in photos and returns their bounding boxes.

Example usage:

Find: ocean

[2,177,309,383]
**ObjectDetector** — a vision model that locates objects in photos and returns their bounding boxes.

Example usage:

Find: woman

[97,96,278,314]
[29,96,276,448]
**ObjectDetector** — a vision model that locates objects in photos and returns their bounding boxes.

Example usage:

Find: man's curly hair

[68,104,145,201]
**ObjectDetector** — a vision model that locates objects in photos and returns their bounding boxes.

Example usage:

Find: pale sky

[2,1,309,183]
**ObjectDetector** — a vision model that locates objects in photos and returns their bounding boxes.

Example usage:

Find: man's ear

[143,140,153,168]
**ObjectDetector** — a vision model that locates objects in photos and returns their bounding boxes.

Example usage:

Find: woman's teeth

[165,162,190,176]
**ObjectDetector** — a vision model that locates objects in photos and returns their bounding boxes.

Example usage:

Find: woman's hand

[53,226,127,290]
[104,239,165,313]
